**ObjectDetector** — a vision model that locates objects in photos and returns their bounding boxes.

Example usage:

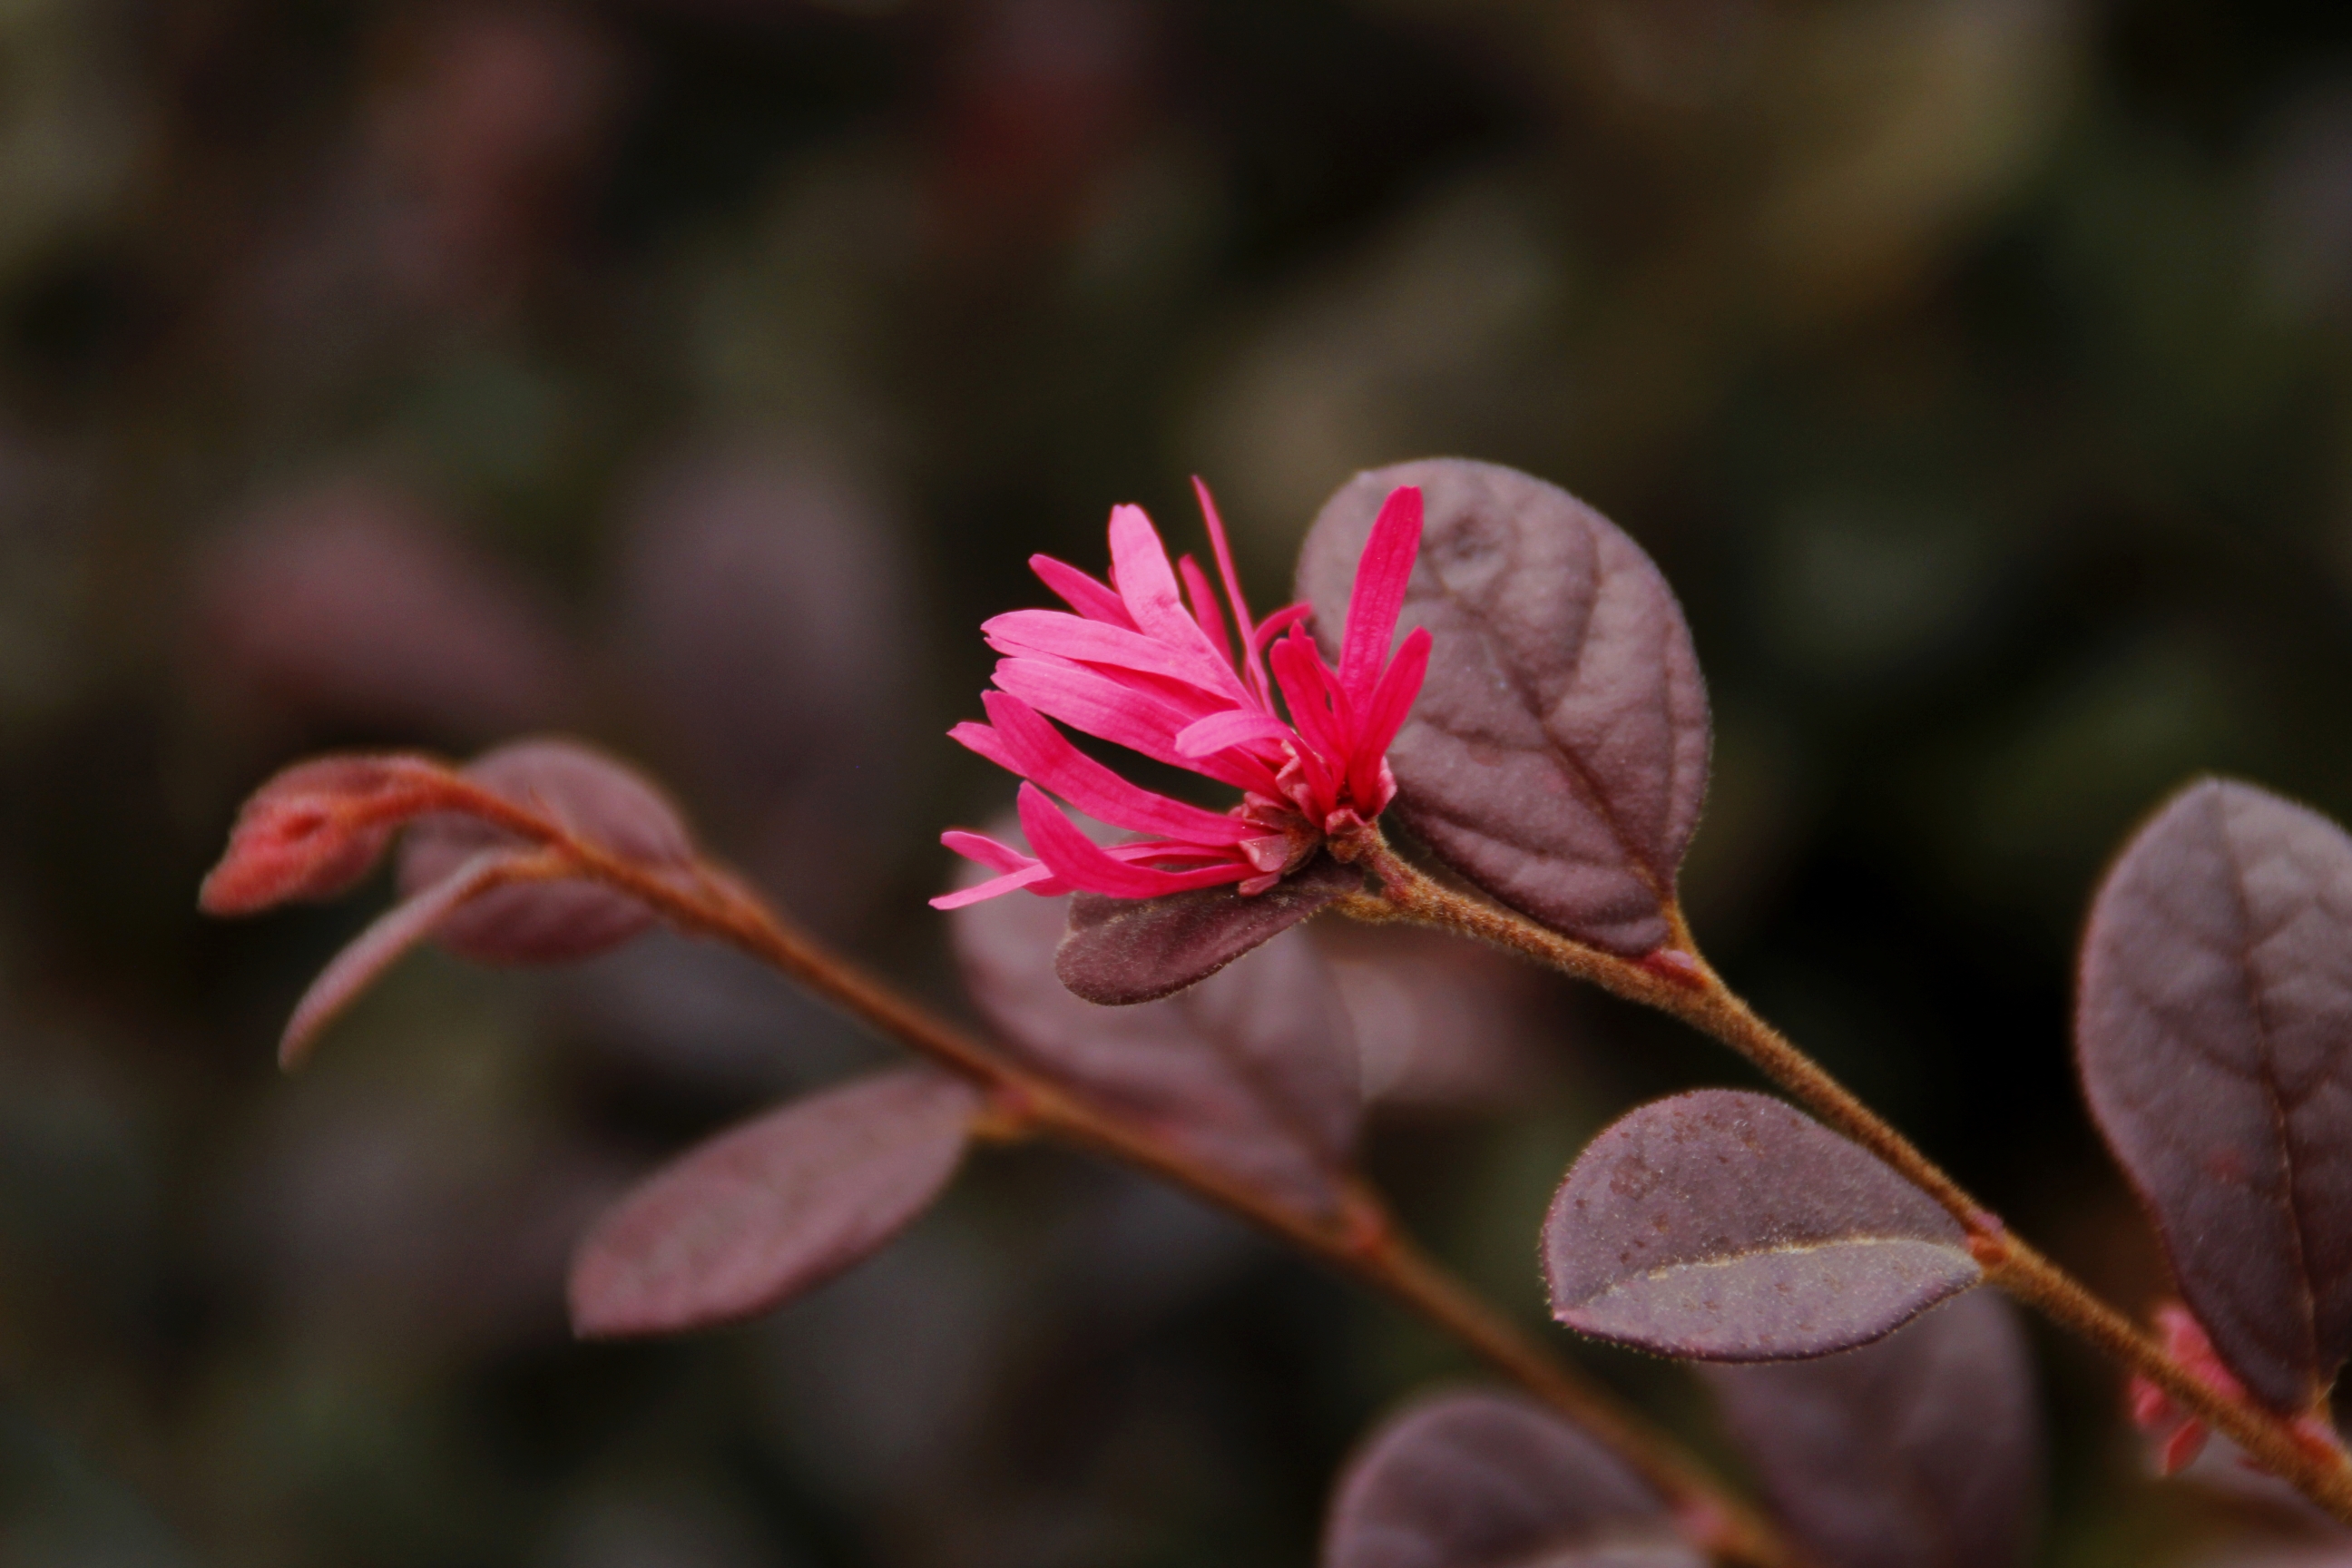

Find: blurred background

[5,0,2352,1563]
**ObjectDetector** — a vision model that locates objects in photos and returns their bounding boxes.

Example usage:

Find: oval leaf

[1544,1090,1979,1360]
[569,1068,980,1338]
[1297,459,1710,956]
[1322,1388,1697,1568]
[400,737,697,963]
[1704,1291,2043,1568]
[1056,853,1365,1004]
[2078,778,2352,1414]
[954,849,1357,1217]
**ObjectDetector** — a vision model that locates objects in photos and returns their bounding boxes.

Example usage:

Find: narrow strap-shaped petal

[1269,631,1352,769]
[1339,485,1423,703]
[1191,477,1268,703]
[1174,708,1294,759]
[1016,785,1253,899]
[981,691,1252,844]
[938,828,1037,876]
[1178,554,1233,671]
[1347,624,1430,808]
[947,719,1015,773]
[1252,602,1313,651]
[1104,505,1251,701]
[984,610,1244,701]
[1030,554,1136,628]
[930,861,1066,908]
[993,656,1284,796]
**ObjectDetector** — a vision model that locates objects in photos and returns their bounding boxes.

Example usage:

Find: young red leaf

[568,1068,981,1338]
[399,738,697,964]
[200,754,463,915]
[2078,778,2352,1415]
[1322,1388,1698,1568]
[1544,1090,1979,1360]
[952,853,1358,1218]
[1296,459,1710,957]
[1704,1291,2043,1568]
[1055,853,1365,1004]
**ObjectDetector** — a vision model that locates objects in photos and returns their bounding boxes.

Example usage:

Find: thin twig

[1348,829,2352,1526]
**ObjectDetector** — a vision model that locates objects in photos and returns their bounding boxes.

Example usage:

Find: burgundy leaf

[952,848,1357,1217]
[1544,1090,1978,1360]
[569,1068,980,1338]
[1322,1388,1697,1568]
[1055,854,1365,1004]
[1704,1291,2043,1568]
[1297,459,1710,956]
[399,738,696,964]
[281,847,535,1068]
[2077,778,2352,1414]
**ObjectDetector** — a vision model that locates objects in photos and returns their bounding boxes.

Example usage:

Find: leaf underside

[1297,458,1710,956]
[1544,1090,1978,1360]
[1056,852,1364,1004]
[2077,777,2352,1413]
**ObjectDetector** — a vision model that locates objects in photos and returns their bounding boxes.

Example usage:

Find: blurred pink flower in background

[936,482,1428,907]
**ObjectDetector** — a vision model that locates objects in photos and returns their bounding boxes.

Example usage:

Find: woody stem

[463,824,1806,1567]
[1348,830,2352,1526]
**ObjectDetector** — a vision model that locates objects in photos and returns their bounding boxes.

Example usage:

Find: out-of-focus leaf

[1315,921,1558,1112]
[1054,854,1364,1004]
[569,1068,980,1338]
[399,738,696,964]
[614,445,917,928]
[1297,458,1710,956]
[953,846,1357,1217]
[1322,1388,1695,1568]
[1704,1291,2043,1568]
[1544,1090,1978,1359]
[192,478,578,740]
[2077,778,2352,1414]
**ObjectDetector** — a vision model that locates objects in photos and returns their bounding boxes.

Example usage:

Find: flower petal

[930,859,1066,908]
[1192,477,1268,702]
[984,610,1241,700]
[1174,709,1295,759]
[1105,505,1251,701]
[980,691,1252,845]
[1016,785,1253,899]
[1269,631,1352,770]
[1179,555,1233,671]
[1030,554,1136,628]
[1348,624,1431,807]
[994,655,1282,796]
[1339,485,1423,703]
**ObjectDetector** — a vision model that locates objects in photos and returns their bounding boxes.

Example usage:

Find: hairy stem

[483,827,1804,1568]
[1351,832,2352,1525]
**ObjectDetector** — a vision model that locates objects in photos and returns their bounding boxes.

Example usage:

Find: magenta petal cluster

[933,481,1430,909]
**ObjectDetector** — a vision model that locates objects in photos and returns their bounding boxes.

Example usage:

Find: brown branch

[416,801,1803,1568]
[1348,828,2352,1527]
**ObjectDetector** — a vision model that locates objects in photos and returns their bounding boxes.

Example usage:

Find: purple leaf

[2077,778,2352,1414]
[398,738,697,964]
[569,1068,980,1338]
[1544,1090,1978,1360]
[1704,1291,2043,1568]
[952,850,1358,1217]
[1297,459,1710,956]
[1055,854,1365,1004]
[1322,1388,1697,1568]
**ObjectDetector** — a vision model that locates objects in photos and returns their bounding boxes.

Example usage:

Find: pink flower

[932,480,1430,909]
